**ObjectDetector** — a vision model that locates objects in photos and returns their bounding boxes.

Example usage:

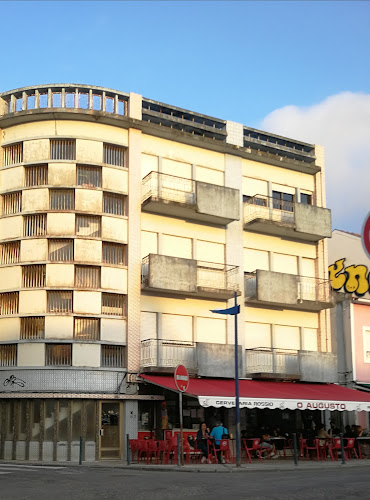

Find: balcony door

[99,402,122,459]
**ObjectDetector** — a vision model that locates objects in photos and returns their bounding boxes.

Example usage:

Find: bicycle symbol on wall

[3,375,25,388]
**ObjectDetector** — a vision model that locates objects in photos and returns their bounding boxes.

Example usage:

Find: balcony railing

[244,194,295,225]
[245,348,300,377]
[140,339,197,371]
[297,276,333,303]
[0,84,128,116]
[141,254,239,296]
[142,171,196,205]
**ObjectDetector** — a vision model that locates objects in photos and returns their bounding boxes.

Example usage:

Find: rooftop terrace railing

[0,84,128,116]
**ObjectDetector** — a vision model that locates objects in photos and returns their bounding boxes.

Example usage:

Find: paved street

[0,464,369,500]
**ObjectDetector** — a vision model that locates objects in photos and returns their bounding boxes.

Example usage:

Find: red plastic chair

[156,440,168,464]
[165,437,178,464]
[146,439,158,464]
[243,438,262,463]
[137,440,149,462]
[219,439,232,464]
[298,438,307,459]
[306,438,320,460]
[344,438,359,460]
[328,438,342,461]
[207,439,218,463]
[129,439,139,462]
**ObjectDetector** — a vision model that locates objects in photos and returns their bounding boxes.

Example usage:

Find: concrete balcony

[142,171,240,225]
[141,254,239,299]
[245,348,338,383]
[243,195,331,242]
[244,270,334,311]
[140,339,243,378]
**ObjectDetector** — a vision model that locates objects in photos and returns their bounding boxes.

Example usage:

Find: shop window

[50,189,75,210]
[76,215,101,237]
[101,345,125,368]
[44,400,55,441]
[103,193,126,216]
[21,316,45,340]
[103,143,125,167]
[102,242,125,265]
[30,400,41,441]
[24,214,47,236]
[3,143,23,166]
[2,191,22,215]
[25,165,48,187]
[74,317,100,341]
[102,293,125,316]
[1,241,20,264]
[47,291,73,313]
[0,344,17,367]
[58,400,69,442]
[22,265,46,288]
[0,292,19,315]
[75,265,100,288]
[77,166,101,188]
[50,139,76,160]
[49,239,74,261]
[45,344,72,366]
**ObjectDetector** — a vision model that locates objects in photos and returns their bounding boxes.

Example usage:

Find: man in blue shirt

[210,421,228,464]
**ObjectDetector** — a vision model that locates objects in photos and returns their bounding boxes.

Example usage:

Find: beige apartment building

[0,84,334,461]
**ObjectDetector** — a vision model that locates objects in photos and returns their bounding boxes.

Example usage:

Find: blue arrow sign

[210,305,240,315]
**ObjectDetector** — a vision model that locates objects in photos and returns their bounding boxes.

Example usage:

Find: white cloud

[259,92,370,233]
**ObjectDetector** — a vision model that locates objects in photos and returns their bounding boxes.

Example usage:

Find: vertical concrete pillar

[127,93,142,372]
[47,88,52,108]
[0,97,8,116]
[123,401,138,454]
[225,151,244,375]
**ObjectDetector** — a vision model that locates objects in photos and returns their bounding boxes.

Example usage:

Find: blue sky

[1,1,370,232]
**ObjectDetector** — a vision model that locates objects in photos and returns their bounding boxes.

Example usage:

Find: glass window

[58,400,69,442]
[44,400,55,441]
[45,344,72,366]
[86,401,96,441]
[102,293,125,316]
[272,190,294,212]
[103,144,125,167]
[102,242,125,265]
[0,292,19,315]
[3,143,23,165]
[0,344,17,367]
[30,400,41,441]
[24,214,47,236]
[25,165,48,187]
[22,265,46,288]
[101,345,125,368]
[21,317,45,340]
[1,241,20,264]
[48,291,73,313]
[50,139,76,160]
[72,401,82,441]
[74,317,100,341]
[2,191,22,214]
[103,193,126,215]
[50,189,75,210]
[49,239,74,262]
[76,215,101,237]
[77,166,101,188]
[301,193,312,205]
[75,266,101,288]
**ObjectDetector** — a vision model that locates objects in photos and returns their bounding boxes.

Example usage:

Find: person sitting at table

[343,425,354,438]
[316,423,331,447]
[196,422,210,464]
[210,421,228,464]
[259,430,278,459]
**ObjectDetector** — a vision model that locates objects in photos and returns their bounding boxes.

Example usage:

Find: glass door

[99,402,122,459]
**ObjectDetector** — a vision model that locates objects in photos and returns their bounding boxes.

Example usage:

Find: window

[50,189,75,210]
[101,345,124,368]
[77,166,101,188]
[0,292,19,315]
[74,317,100,341]
[22,265,46,288]
[243,194,267,207]
[2,192,22,215]
[50,139,76,160]
[102,293,125,316]
[47,291,73,313]
[76,215,101,237]
[301,193,312,205]
[45,344,72,366]
[49,239,74,261]
[20,317,45,339]
[0,344,17,367]
[3,143,23,166]
[1,241,20,264]
[103,144,125,167]
[102,242,125,265]
[103,193,126,216]
[75,265,100,288]
[272,191,294,212]
[25,165,48,186]
[24,214,47,236]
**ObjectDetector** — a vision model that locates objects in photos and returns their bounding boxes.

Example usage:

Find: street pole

[234,292,241,467]
[179,391,184,466]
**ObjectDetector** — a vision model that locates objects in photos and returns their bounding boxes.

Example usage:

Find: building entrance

[99,402,122,459]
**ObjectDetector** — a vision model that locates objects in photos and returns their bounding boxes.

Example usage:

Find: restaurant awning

[140,375,370,412]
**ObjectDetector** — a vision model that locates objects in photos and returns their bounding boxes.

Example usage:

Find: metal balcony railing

[0,84,128,116]
[140,339,197,370]
[243,194,295,225]
[245,347,300,375]
[142,172,196,205]
[244,271,333,304]
[141,255,239,294]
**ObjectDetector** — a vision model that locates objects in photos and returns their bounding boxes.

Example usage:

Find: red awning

[140,374,370,412]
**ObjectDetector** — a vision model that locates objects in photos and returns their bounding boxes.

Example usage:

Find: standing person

[210,421,228,464]
[196,422,210,464]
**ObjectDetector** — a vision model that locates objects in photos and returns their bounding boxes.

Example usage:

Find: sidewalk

[1,458,370,473]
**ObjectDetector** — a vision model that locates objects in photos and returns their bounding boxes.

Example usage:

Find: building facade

[0,84,333,461]
[328,229,370,429]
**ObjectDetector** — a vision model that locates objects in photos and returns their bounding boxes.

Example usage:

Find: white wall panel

[244,322,271,348]
[196,317,226,344]
[244,248,269,272]
[162,313,192,341]
[162,234,192,259]
[273,253,297,275]
[141,311,157,340]
[274,325,300,350]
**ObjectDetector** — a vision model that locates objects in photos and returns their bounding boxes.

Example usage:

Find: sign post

[174,364,189,466]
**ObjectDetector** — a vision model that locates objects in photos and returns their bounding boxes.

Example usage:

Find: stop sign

[174,365,189,392]
[362,212,370,259]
